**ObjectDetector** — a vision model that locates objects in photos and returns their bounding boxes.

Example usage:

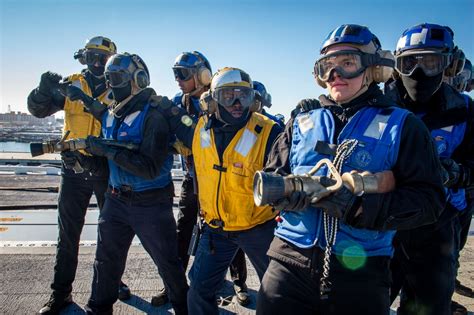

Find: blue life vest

[102,104,173,191]
[262,109,285,128]
[429,94,470,211]
[172,92,200,177]
[275,106,409,257]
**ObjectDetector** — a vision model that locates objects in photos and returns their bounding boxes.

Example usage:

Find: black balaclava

[217,104,250,127]
[401,68,443,104]
[112,82,132,103]
[87,64,105,77]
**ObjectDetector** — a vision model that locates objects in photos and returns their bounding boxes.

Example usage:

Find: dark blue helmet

[395,23,455,55]
[104,53,150,89]
[253,80,272,107]
[320,24,382,54]
[173,51,212,86]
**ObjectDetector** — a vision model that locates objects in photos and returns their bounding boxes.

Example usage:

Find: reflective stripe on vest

[192,112,276,231]
[102,104,172,191]
[276,106,409,257]
[63,73,112,140]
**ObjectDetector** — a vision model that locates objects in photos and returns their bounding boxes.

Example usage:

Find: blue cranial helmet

[172,51,212,89]
[253,81,272,107]
[104,53,150,89]
[395,23,454,55]
[394,23,464,77]
[320,24,382,54]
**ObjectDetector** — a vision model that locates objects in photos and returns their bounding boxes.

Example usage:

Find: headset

[191,51,212,87]
[130,54,150,89]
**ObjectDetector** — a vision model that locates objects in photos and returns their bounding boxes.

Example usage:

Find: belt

[108,184,171,200]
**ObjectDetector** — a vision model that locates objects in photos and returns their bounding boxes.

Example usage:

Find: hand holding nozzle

[253,159,396,215]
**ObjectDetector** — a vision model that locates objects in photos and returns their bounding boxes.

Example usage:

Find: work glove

[85,136,117,160]
[38,71,62,95]
[61,151,93,171]
[273,191,311,212]
[66,85,94,107]
[150,95,176,116]
[290,98,320,118]
[313,185,361,223]
[440,158,472,188]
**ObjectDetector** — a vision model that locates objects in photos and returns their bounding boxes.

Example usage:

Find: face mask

[401,68,443,103]
[112,83,132,103]
[217,104,249,126]
[88,65,105,77]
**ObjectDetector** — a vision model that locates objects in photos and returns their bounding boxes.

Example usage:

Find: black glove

[291,98,321,118]
[61,151,93,171]
[273,191,310,211]
[85,136,117,159]
[440,158,472,188]
[39,71,62,95]
[66,85,94,106]
[150,95,178,117]
[313,186,360,222]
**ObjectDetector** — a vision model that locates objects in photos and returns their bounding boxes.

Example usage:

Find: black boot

[37,293,73,314]
[151,287,169,306]
[233,283,250,306]
[118,281,131,301]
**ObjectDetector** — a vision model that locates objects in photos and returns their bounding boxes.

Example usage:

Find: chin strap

[109,94,134,118]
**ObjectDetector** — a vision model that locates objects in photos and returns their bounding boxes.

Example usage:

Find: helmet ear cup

[371,50,394,83]
[197,67,212,86]
[130,55,150,89]
[199,90,217,113]
[134,69,149,89]
[445,48,465,77]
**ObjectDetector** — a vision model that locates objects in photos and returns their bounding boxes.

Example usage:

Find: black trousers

[390,222,456,315]
[87,186,188,314]
[257,244,391,315]
[176,175,247,284]
[51,175,107,297]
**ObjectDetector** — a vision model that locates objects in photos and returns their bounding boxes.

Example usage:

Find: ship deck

[0,172,472,314]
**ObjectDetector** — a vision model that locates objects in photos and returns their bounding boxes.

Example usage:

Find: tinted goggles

[173,67,196,81]
[84,51,110,66]
[395,52,451,77]
[105,71,132,88]
[212,87,255,108]
[314,51,372,81]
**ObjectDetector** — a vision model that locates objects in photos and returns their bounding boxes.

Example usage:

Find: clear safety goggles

[105,71,132,88]
[173,67,196,81]
[395,52,451,77]
[314,51,374,81]
[212,87,255,108]
[84,50,110,66]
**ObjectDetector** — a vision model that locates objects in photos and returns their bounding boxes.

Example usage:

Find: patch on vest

[434,135,447,154]
[353,149,372,168]
[200,128,211,148]
[106,114,114,128]
[363,114,389,139]
[124,111,141,126]
[235,129,257,157]
[297,114,314,134]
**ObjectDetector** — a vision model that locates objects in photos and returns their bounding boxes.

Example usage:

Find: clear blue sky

[1,0,473,119]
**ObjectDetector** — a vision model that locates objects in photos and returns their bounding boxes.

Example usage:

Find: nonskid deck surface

[0,173,473,314]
